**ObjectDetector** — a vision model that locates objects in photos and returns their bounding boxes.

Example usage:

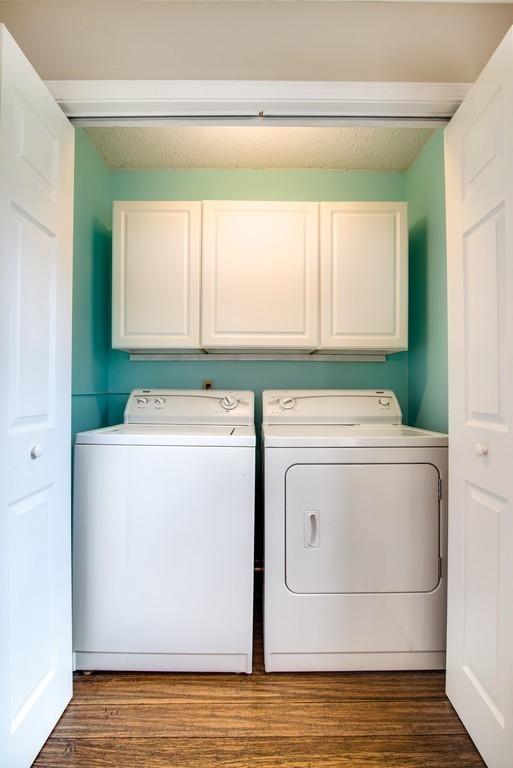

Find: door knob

[475,442,489,457]
[30,444,43,460]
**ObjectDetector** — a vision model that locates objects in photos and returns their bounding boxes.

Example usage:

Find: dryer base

[265,651,445,673]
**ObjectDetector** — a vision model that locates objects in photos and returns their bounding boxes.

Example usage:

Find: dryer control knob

[221,396,237,410]
[378,398,390,407]
[154,397,166,406]
[279,397,296,410]
[136,397,148,405]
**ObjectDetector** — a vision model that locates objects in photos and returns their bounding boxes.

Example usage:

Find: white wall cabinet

[201,201,320,350]
[320,202,408,352]
[112,201,201,350]
[112,199,408,354]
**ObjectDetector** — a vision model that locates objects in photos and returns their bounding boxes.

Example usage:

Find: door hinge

[438,477,442,500]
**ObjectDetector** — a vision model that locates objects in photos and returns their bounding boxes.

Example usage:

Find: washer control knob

[136,397,148,405]
[279,397,296,410]
[378,397,390,407]
[154,397,166,406]
[221,396,237,410]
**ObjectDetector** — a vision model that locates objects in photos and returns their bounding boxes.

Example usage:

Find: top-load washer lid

[262,389,447,447]
[75,389,255,447]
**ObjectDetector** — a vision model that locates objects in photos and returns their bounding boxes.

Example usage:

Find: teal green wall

[109,167,408,425]
[71,129,112,438]
[111,168,405,203]
[108,355,408,428]
[72,129,448,558]
[72,129,448,441]
[406,130,448,432]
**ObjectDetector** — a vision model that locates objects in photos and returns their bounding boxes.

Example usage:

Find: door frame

[46,79,469,125]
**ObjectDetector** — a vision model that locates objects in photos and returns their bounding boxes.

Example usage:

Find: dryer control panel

[125,389,254,425]
[262,389,402,425]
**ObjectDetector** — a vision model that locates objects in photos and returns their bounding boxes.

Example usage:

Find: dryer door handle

[305,511,320,548]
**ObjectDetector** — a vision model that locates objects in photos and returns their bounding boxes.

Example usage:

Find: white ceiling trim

[46,80,470,124]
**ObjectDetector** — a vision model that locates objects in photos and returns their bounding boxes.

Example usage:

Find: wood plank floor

[34,589,485,767]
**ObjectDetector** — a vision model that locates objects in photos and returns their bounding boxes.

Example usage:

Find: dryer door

[286,463,440,594]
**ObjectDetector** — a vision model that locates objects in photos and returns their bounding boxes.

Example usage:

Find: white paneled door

[445,28,513,768]
[0,25,74,768]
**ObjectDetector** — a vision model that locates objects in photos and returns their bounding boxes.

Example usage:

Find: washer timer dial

[221,396,238,411]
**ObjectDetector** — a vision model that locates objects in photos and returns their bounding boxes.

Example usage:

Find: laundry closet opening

[71,121,448,561]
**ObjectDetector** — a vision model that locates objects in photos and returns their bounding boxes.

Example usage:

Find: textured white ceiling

[85,125,436,170]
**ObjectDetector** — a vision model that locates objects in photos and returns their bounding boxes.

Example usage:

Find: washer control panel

[125,389,254,425]
[263,389,402,425]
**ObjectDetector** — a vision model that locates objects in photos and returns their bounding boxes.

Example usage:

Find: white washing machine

[73,389,255,673]
[263,389,448,672]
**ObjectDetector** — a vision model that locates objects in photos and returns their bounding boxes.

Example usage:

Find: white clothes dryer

[73,389,255,673]
[263,389,448,672]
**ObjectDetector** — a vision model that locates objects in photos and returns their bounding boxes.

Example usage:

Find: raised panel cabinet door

[320,202,408,351]
[112,201,201,350]
[0,24,74,768]
[445,27,513,768]
[201,201,319,350]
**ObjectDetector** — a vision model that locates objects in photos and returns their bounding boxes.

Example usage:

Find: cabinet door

[112,201,201,350]
[320,202,408,351]
[201,201,319,350]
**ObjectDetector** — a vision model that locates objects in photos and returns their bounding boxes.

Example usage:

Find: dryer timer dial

[279,397,296,410]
